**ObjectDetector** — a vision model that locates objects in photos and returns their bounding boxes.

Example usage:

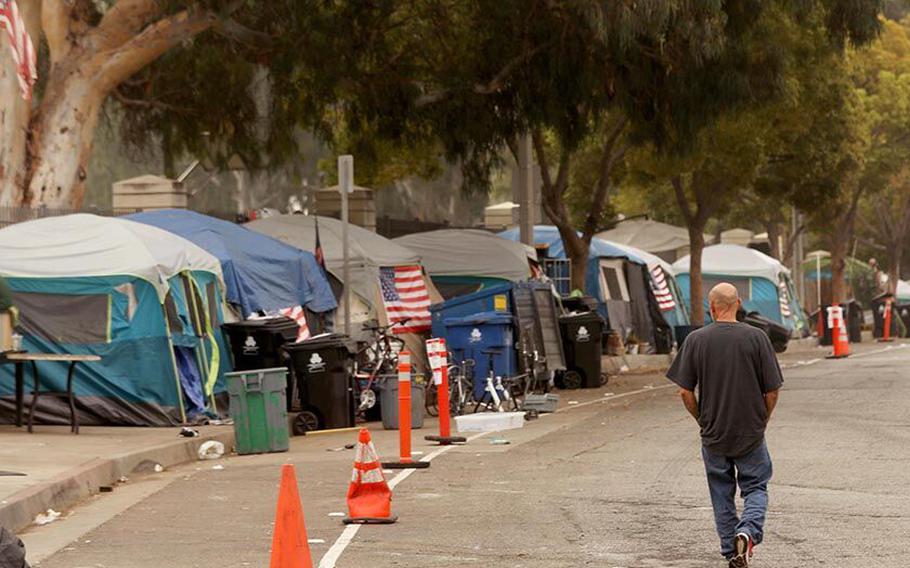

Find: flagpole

[338,155,353,336]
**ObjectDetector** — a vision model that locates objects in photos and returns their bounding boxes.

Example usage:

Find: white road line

[318,431,488,568]
[850,343,907,358]
[555,384,675,412]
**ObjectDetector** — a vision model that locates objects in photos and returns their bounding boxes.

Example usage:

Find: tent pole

[162,302,187,424]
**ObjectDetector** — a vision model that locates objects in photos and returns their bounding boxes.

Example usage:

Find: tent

[499,226,672,350]
[672,244,810,335]
[596,219,699,263]
[247,216,442,359]
[393,229,533,299]
[0,214,228,426]
[127,209,336,319]
[605,241,690,329]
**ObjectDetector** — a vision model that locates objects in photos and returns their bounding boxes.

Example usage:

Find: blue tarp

[498,226,645,264]
[128,210,337,317]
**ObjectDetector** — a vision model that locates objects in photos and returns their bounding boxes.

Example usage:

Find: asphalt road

[34,345,910,567]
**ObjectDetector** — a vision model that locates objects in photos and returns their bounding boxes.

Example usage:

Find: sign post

[338,155,353,336]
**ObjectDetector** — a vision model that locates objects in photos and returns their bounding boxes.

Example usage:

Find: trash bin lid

[282,333,355,353]
[223,316,298,332]
[559,311,604,324]
[443,311,514,327]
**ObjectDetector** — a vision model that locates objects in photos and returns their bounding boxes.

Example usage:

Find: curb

[0,430,235,532]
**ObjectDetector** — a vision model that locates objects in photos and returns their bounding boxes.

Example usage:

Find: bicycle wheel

[425,382,439,417]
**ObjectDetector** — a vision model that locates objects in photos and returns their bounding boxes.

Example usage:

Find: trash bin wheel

[292,410,320,435]
[562,370,583,390]
[599,373,610,386]
[358,389,377,410]
[772,340,788,354]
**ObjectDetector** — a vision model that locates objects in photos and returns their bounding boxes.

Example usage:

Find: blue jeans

[701,440,773,559]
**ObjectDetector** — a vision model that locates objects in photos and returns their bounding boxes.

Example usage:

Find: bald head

[708,283,740,321]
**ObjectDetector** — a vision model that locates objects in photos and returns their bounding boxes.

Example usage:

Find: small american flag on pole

[0,0,37,100]
[379,265,431,334]
[650,265,677,311]
[778,281,792,318]
[279,305,311,343]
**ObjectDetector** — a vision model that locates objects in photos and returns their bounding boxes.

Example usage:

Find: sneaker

[728,533,753,567]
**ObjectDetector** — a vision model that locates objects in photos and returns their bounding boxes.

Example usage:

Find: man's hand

[679,388,699,422]
[764,389,780,424]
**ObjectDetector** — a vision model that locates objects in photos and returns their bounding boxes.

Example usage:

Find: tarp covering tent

[499,226,672,350]
[127,209,336,319]
[394,229,533,299]
[0,214,228,426]
[673,244,810,335]
[247,215,442,363]
[606,241,690,329]
[596,219,699,263]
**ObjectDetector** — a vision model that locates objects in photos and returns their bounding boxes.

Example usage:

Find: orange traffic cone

[826,305,851,359]
[343,428,398,525]
[269,464,313,568]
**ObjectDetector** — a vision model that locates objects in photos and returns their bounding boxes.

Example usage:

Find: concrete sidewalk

[0,424,233,532]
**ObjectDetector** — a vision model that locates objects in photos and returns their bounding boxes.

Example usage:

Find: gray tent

[394,229,533,299]
[596,219,698,263]
[247,215,442,348]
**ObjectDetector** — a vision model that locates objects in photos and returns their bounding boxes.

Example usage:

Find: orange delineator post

[425,338,466,445]
[269,464,313,568]
[382,351,429,469]
[880,297,895,342]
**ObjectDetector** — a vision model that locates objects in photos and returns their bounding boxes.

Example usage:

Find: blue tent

[0,215,229,426]
[499,226,672,351]
[128,210,336,318]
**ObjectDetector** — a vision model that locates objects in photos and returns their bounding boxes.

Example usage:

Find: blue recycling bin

[430,283,513,338]
[442,311,517,400]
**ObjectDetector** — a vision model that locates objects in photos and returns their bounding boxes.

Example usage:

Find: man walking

[666,283,782,567]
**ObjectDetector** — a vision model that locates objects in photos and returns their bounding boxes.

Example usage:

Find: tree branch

[582,116,627,239]
[91,0,161,51]
[672,175,693,225]
[111,87,193,114]
[98,8,218,92]
[41,0,76,65]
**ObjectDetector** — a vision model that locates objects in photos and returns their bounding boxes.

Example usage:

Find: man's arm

[764,389,779,423]
[679,388,699,422]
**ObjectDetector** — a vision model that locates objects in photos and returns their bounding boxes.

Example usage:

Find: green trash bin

[227,367,290,455]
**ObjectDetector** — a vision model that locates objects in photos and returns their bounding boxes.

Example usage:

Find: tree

[852,19,910,293]
[304,1,882,293]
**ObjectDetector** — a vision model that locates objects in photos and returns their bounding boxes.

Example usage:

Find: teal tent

[0,215,229,426]
[673,244,810,335]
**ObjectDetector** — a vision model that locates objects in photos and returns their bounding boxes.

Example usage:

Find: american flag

[650,265,677,311]
[279,305,311,343]
[778,281,792,318]
[379,265,431,334]
[0,0,36,100]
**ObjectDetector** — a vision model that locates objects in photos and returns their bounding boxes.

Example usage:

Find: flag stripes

[379,265,431,333]
[650,265,677,311]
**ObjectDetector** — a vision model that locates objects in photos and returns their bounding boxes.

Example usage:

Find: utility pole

[338,155,353,335]
[517,133,536,246]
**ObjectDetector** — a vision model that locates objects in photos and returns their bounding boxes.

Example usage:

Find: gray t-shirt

[666,322,783,457]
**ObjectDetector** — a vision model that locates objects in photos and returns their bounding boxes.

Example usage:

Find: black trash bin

[741,311,790,353]
[222,317,299,410]
[283,334,356,433]
[816,301,863,345]
[222,317,299,371]
[561,296,598,313]
[871,294,899,339]
[558,312,605,389]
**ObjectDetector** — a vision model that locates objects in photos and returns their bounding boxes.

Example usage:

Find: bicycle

[352,318,409,418]
[425,352,475,417]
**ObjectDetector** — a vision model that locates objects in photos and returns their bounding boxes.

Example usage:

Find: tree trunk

[766,219,783,260]
[559,229,589,293]
[688,223,707,326]
[829,232,848,305]
[25,72,105,208]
